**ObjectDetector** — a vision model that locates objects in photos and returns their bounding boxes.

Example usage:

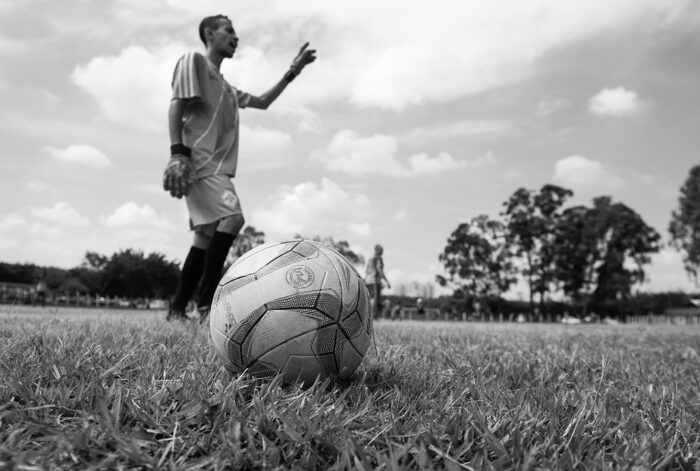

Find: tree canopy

[669,164,700,284]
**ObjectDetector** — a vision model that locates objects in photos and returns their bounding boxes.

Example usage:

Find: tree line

[437,165,700,317]
[0,227,365,303]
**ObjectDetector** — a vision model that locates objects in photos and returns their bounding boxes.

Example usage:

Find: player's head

[199,15,238,57]
[374,244,383,255]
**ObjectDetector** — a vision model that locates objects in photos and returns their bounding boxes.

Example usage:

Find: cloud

[402,120,513,144]
[535,97,571,117]
[588,87,644,117]
[102,202,173,231]
[0,214,25,232]
[72,44,183,131]
[64,0,681,134]
[238,125,293,171]
[72,0,682,116]
[643,247,698,292]
[553,155,624,191]
[224,0,680,110]
[31,202,90,227]
[393,210,409,222]
[250,178,372,242]
[42,144,112,168]
[310,130,495,178]
[26,180,53,192]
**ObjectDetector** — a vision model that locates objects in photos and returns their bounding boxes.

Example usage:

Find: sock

[171,246,206,312]
[198,231,235,309]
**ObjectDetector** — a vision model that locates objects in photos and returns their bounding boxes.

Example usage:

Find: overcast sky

[1,0,699,298]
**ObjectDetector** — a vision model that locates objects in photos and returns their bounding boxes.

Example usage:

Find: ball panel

[289,240,323,258]
[251,328,337,385]
[244,309,329,362]
[255,249,317,280]
[336,343,365,380]
[224,241,296,276]
[315,289,342,321]
[340,311,363,340]
[211,324,237,372]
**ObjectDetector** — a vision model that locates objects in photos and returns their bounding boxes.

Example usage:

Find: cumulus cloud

[588,87,644,117]
[402,120,513,144]
[250,178,372,241]
[42,144,112,168]
[644,247,698,291]
[535,97,571,117]
[310,130,495,178]
[26,180,52,192]
[102,202,173,231]
[72,44,183,131]
[71,0,680,121]
[238,125,293,171]
[255,1,678,109]
[0,214,25,232]
[553,155,624,191]
[31,202,90,227]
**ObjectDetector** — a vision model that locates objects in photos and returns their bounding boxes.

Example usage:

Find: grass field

[1,306,699,470]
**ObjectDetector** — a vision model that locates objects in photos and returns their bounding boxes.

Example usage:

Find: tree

[669,165,700,284]
[588,197,661,306]
[73,251,110,293]
[437,215,516,313]
[501,184,573,314]
[553,197,661,315]
[84,249,180,299]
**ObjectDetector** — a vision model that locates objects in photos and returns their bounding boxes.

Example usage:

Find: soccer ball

[209,239,373,386]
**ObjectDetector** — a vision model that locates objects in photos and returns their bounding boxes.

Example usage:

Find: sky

[1,0,699,299]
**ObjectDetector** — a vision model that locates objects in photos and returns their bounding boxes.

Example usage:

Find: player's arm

[168,98,186,144]
[163,97,194,199]
[246,43,317,110]
[376,258,391,289]
[381,271,391,289]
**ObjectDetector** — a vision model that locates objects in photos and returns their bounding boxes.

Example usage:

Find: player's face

[211,20,238,58]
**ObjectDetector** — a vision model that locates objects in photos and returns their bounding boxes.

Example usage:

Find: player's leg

[366,283,377,318]
[196,212,244,320]
[195,177,246,320]
[168,223,214,320]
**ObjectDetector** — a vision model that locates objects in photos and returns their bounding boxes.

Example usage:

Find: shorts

[186,174,243,229]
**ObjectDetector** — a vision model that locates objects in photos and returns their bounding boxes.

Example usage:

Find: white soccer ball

[209,239,373,386]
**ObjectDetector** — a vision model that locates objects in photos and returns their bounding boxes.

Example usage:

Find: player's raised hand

[163,155,193,199]
[290,42,317,75]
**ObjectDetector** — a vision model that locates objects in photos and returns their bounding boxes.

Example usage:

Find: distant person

[390,302,401,320]
[34,269,47,308]
[416,297,426,318]
[162,14,316,321]
[381,298,392,319]
[365,244,390,318]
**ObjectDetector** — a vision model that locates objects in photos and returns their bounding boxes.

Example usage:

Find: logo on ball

[286,265,314,289]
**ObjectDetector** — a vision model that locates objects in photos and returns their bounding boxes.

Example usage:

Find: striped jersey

[171,51,251,179]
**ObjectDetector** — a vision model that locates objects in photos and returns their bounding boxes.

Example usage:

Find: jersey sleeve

[236,89,251,109]
[171,52,205,100]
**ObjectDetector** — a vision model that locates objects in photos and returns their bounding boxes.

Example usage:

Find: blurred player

[34,268,47,308]
[365,244,390,318]
[163,14,316,321]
